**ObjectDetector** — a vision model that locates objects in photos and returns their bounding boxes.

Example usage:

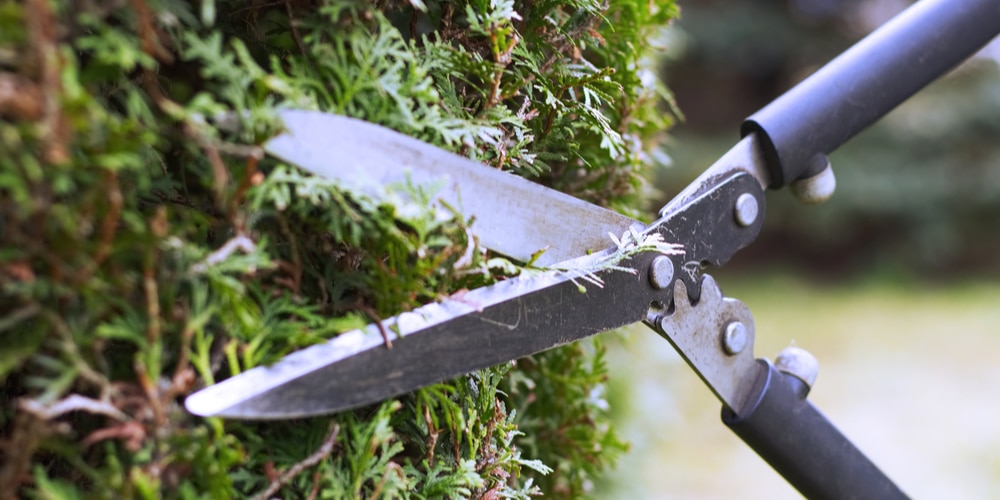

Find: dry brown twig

[27,0,69,164]
[250,423,341,500]
[0,73,43,120]
[366,462,404,500]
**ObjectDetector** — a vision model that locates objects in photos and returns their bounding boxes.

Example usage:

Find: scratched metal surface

[265,110,643,266]
[185,250,669,419]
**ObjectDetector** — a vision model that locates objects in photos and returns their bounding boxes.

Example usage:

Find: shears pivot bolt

[722,321,748,355]
[649,256,675,290]
[734,193,759,227]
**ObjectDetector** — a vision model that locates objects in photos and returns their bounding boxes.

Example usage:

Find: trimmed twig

[191,235,257,274]
[357,303,392,349]
[19,394,128,422]
[452,227,479,271]
[251,423,340,500]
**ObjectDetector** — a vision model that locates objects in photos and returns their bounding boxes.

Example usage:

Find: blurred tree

[660,0,1000,278]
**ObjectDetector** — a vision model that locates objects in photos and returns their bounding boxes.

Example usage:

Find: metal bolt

[649,256,675,289]
[775,346,819,388]
[722,322,748,355]
[734,193,758,227]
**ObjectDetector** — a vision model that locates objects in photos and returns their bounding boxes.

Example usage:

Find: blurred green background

[602,0,1000,497]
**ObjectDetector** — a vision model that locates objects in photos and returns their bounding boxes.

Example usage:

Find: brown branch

[423,404,439,465]
[356,302,392,349]
[27,0,69,164]
[283,0,308,55]
[146,191,225,219]
[92,170,123,267]
[145,208,165,348]
[276,216,303,293]
[409,8,419,40]
[134,359,166,428]
[229,153,262,231]
[130,0,174,63]
[0,413,53,497]
[81,421,146,452]
[167,304,199,401]
[366,462,404,500]
[0,72,43,120]
[251,423,340,500]
[307,470,323,500]
[135,207,167,428]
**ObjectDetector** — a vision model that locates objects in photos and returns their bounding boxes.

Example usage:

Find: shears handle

[723,360,907,500]
[743,0,1000,188]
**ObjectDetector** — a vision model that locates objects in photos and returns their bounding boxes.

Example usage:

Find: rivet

[734,193,758,227]
[649,256,675,290]
[722,322,748,355]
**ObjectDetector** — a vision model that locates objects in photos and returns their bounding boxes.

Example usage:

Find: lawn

[599,272,1000,498]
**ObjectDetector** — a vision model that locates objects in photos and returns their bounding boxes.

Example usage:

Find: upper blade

[185,252,661,419]
[265,110,641,266]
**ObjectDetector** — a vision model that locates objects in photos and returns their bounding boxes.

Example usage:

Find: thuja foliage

[0,0,678,497]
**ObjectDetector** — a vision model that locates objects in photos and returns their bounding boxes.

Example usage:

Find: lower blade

[265,110,641,266]
[185,253,660,419]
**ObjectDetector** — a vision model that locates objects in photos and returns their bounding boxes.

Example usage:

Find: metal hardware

[734,193,759,227]
[790,161,836,206]
[723,322,748,355]
[265,110,642,267]
[651,171,766,304]
[658,136,770,220]
[187,166,768,419]
[185,252,665,418]
[650,276,759,415]
[775,346,820,388]
[649,256,675,290]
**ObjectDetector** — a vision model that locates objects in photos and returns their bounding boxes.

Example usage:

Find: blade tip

[183,390,224,418]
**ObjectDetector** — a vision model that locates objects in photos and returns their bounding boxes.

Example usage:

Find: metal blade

[185,251,665,419]
[264,110,642,266]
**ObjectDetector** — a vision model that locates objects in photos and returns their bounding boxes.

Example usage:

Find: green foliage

[0,0,677,497]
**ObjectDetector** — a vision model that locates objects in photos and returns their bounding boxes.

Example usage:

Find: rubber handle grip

[722,361,906,500]
[742,0,1000,187]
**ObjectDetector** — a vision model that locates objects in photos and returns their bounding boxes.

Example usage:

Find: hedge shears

[187,1,1000,496]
